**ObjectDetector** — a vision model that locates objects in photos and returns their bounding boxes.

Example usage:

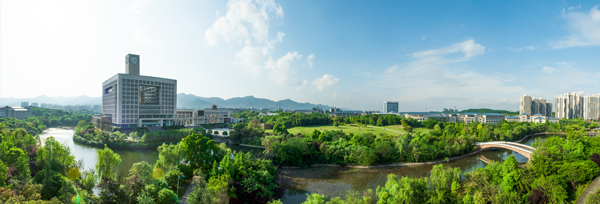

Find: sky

[2,0,600,111]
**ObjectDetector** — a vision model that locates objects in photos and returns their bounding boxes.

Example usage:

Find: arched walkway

[474,141,535,160]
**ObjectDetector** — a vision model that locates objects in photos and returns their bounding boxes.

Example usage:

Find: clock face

[130,56,139,65]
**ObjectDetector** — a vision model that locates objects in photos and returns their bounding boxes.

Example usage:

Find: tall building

[21,102,29,107]
[102,54,177,128]
[93,105,101,113]
[584,95,600,120]
[519,94,552,117]
[555,92,584,119]
[383,101,399,113]
[31,102,39,107]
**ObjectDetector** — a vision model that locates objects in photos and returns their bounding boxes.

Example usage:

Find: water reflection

[279,135,553,204]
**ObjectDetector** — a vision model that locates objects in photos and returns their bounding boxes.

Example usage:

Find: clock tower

[125,54,140,76]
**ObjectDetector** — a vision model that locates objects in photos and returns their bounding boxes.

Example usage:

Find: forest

[0,121,278,204]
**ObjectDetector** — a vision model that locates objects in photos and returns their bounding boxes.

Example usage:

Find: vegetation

[72,120,205,149]
[444,108,520,116]
[262,118,565,166]
[286,124,600,203]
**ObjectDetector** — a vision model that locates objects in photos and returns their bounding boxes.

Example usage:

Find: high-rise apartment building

[555,92,584,119]
[519,94,552,117]
[21,102,29,107]
[383,101,399,113]
[102,54,177,128]
[584,95,600,120]
[31,102,39,107]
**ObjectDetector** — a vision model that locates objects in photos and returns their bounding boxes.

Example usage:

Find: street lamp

[177,175,185,197]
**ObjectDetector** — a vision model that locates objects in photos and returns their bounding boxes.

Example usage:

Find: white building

[21,102,29,107]
[584,95,600,120]
[477,113,505,125]
[0,106,31,119]
[383,101,399,113]
[172,105,242,126]
[102,54,177,128]
[555,92,584,119]
[31,102,39,107]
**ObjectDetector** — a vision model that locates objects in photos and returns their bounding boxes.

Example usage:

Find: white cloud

[568,5,581,11]
[307,54,315,68]
[312,74,340,92]
[205,0,313,86]
[385,65,399,73]
[542,66,556,74]
[295,80,308,91]
[411,39,485,59]
[577,90,585,95]
[215,10,220,18]
[422,36,427,40]
[132,29,152,46]
[205,0,283,45]
[264,51,302,85]
[130,0,149,15]
[332,92,338,99]
[552,5,600,49]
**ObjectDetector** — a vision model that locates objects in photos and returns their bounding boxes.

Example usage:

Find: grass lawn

[382,125,432,134]
[266,124,408,136]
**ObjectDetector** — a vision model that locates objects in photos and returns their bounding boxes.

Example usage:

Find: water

[38,128,261,177]
[39,128,159,177]
[37,128,552,203]
[278,135,550,203]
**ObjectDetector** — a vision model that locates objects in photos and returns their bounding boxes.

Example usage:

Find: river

[38,128,547,204]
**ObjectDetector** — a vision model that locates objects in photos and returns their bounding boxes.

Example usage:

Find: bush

[222,131,228,136]
[213,131,219,134]
[156,188,177,204]
[177,165,193,181]
[160,170,183,192]
[586,188,600,204]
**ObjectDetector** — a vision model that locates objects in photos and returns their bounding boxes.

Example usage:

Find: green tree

[180,133,220,170]
[186,173,211,204]
[96,145,122,180]
[302,193,327,204]
[157,188,177,204]
[586,188,600,204]
[128,161,154,186]
[154,144,182,171]
[0,160,6,187]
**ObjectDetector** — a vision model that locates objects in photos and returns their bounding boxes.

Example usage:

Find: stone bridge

[475,141,535,160]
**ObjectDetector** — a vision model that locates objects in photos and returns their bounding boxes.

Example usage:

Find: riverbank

[279,132,563,169]
[73,134,181,150]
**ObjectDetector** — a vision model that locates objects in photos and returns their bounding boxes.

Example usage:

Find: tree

[157,188,177,204]
[403,125,413,133]
[222,131,228,136]
[0,160,6,187]
[128,161,154,186]
[96,145,122,180]
[99,178,128,204]
[187,174,211,204]
[248,119,261,130]
[214,130,219,134]
[155,144,182,171]
[180,133,220,170]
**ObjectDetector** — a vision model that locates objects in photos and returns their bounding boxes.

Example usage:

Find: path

[576,174,600,204]
[179,176,199,204]
[367,125,404,134]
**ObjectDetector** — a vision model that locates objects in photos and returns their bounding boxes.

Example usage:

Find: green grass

[266,124,411,136]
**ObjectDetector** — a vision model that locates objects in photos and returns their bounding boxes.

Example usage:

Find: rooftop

[506,116,520,118]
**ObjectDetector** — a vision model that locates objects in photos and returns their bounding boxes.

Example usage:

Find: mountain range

[0,94,335,110]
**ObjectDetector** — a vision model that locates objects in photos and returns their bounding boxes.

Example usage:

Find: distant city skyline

[2,0,600,111]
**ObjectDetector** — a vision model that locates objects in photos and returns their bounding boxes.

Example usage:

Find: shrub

[156,188,177,204]
[214,131,219,134]
[222,131,228,136]
[586,188,600,204]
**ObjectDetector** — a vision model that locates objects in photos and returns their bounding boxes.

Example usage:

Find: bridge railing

[474,142,534,154]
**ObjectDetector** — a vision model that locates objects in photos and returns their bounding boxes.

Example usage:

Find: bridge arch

[475,142,535,160]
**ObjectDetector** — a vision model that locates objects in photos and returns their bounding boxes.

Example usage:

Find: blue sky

[2,0,600,111]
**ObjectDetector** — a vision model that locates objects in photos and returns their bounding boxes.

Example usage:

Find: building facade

[21,102,29,107]
[31,103,39,107]
[0,106,31,119]
[102,54,178,128]
[584,95,600,120]
[383,101,399,113]
[172,105,239,126]
[555,92,584,119]
[520,94,552,117]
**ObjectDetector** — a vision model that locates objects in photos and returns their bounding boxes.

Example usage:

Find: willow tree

[96,145,121,180]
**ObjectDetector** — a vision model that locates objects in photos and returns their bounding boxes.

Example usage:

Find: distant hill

[177,93,334,110]
[1,94,335,111]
